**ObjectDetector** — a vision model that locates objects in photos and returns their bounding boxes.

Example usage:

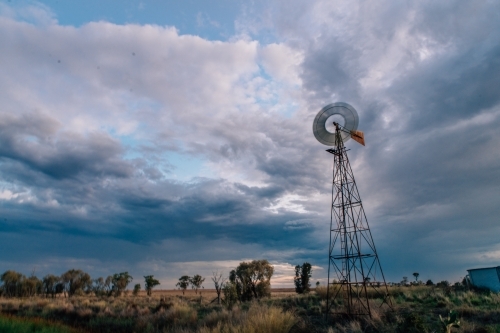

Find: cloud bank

[1,0,500,287]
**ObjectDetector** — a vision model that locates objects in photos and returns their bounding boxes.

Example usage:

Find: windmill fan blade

[350,130,365,146]
[312,102,359,146]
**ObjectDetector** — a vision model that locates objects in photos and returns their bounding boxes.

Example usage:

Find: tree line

[0,260,314,302]
[0,269,151,298]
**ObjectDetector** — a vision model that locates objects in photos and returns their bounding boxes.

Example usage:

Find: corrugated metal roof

[467,266,500,272]
[467,266,500,292]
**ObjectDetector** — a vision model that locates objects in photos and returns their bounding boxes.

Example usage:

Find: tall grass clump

[199,303,297,333]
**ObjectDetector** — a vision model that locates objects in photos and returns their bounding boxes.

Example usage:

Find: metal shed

[467,266,500,292]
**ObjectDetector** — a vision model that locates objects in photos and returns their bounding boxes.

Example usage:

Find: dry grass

[1,286,499,332]
[197,304,297,333]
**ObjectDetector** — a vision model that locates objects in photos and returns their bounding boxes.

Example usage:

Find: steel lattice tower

[325,123,391,317]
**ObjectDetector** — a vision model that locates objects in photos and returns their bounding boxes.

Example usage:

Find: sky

[1,0,500,289]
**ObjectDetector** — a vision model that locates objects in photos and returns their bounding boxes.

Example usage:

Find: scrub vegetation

[1,264,499,332]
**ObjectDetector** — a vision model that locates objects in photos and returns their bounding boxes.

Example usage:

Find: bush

[437,280,450,288]
[133,284,141,296]
[222,282,239,309]
[396,312,428,333]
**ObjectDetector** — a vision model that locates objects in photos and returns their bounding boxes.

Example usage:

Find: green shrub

[396,312,428,333]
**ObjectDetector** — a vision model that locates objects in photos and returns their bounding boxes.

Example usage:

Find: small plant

[396,312,427,333]
[439,310,460,333]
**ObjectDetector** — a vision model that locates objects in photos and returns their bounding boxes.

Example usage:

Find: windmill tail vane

[350,130,365,146]
[332,121,365,146]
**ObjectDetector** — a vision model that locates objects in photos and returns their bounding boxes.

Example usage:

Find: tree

[401,276,408,285]
[23,275,41,297]
[189,274,205,295]
[294,262,312,294]
[176,275,190,295]
[61,269,92,297]
[230,259,274,301]
[104,275,113,295]
[1,270,24,297]
[316,281,320,288]
[426,279,434,286]
[144,275,160,296]
[413,272,419,282]
[133,283,141,296]
[42,274,60,298]
[92,277,106,296]
[211,271,226,304]
[111,272,133,296]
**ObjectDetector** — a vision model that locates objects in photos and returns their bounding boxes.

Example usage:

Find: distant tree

[230,259,274,301]
[42,274,60,298]
[104,275,113,295]
[294,262,312,294]
[133,283,141,296]
[402,276,408,285]
[189,274,205,295]
[316,281,320,288]
[144,275,160,296]
[211,271,226,304]
[426,279,434,286]
[111,272,133,296]
[61,269,92,297]
[23,275,41,297]
[92,277,106,296]
[176,276,190,295]
[413,272,419,282]
[1,270,24,297]
[436,280,450,288]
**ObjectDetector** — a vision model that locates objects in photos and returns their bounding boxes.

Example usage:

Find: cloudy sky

[1,0,499,288]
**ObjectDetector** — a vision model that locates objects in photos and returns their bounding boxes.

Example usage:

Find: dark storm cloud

[389,44,500,131]
[0,112,133,180]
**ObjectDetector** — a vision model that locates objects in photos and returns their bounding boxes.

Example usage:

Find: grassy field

[0,286,499,332]
[0,314,84,333]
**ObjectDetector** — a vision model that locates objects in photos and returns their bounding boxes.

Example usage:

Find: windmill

[312,102,392,317]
